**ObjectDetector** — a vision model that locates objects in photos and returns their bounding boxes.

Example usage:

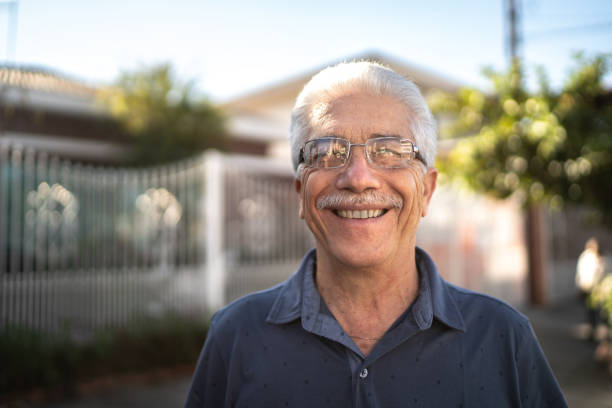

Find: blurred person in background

[185,61,566,407]
[576,237,606,340]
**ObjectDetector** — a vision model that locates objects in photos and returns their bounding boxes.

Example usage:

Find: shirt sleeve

[184,320,228,407]
[516,321,568,408]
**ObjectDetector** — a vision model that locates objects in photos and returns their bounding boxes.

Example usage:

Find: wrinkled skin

[295,92,437,273]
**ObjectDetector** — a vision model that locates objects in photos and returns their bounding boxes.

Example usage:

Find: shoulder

[448,283,527,321]
[187,285,287,407]
[208,283,285,339]
[444,284,566,406]
[446,283,532,345]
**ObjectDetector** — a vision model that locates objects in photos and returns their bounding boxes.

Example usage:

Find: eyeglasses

[299,136,426,169]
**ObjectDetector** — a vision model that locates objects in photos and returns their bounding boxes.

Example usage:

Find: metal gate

[0,142,314,337]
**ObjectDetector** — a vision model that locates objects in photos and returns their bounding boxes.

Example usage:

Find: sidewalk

[28,377,193,408]
[524,299,612,408]
[15,299,612,407]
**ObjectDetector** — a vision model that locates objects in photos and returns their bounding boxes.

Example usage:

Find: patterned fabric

[186,248,567,408]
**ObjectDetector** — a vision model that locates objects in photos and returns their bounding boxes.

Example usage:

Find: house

[1,53,462,165]
[220,52,533,306]
[2,55,594,306]
[0,65,128,164]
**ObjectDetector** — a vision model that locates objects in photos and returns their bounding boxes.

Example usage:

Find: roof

[222,51,463,112]
[0,65,97,98]
[221,51,464,146]
[0,65,105,116]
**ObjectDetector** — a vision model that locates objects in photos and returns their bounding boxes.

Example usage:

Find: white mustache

[316,191,403,209]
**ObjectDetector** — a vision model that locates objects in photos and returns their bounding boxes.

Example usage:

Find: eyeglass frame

[298,136,427,170]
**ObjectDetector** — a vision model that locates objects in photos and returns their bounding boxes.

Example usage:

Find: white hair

[289,60,437,178]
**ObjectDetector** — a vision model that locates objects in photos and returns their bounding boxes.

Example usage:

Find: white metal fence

[0,142,314,337]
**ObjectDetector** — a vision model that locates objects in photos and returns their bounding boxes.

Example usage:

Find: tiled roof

[0,65,97,97]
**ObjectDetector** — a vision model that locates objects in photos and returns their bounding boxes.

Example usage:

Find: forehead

[309,92,412,142]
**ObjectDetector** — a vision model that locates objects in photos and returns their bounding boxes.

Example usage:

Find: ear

[294,178,304,219]
[421,168,437,217]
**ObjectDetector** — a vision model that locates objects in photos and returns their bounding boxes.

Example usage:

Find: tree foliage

[429,54,612,225]
[101,64,227,165]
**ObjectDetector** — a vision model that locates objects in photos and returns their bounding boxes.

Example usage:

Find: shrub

[0,313,208,397]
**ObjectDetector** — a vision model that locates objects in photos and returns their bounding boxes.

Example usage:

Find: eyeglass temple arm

[413,147,427,167]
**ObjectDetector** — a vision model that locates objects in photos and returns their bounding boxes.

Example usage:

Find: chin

[325,243,393,269]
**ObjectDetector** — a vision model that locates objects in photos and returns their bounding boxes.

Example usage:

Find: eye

[375,146,401,157]
[332,145,347,158]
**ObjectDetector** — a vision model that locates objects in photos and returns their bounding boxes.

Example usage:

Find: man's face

[295,92,437,269]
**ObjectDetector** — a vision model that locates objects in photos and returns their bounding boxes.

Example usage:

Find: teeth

[337,209,384,219]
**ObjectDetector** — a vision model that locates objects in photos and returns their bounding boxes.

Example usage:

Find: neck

[314,245,420,356]
[315,244,419,304]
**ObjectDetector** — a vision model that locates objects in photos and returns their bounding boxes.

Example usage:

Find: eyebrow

[370,134,420,145]
[370,133,403,139]
[317,134,408,140]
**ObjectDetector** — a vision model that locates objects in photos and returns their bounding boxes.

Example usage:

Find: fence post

[0,142,8,275]
[203,150,225,312]
[0,142,9,331]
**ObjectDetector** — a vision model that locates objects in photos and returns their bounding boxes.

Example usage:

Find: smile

[334,209,387,219]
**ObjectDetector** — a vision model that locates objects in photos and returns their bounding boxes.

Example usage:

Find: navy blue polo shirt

[185,248,567,407]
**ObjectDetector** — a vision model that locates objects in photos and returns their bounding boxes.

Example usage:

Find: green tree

[101,64,226,165]
[429,54,612,225]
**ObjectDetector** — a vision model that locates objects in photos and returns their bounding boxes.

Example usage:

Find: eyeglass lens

[303,137,417,169]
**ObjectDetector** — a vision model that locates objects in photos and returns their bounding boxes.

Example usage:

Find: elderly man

[185,61,566,407]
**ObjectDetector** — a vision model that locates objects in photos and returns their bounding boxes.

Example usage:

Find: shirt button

[359,368,369,379]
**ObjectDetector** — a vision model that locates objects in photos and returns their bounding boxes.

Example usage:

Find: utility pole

[504,0,547,306]
[1,0,18,62]
[504,0,521,63]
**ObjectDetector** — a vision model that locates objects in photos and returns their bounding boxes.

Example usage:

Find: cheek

[299,169,316,219]
[401,169,426,220]
[414,177,426,213]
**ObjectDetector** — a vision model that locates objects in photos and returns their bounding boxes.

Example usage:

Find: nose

[335,146,382,193]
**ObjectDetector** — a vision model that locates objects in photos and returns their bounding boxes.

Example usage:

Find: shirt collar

[415,247,466,332]
[265,249,314,324]
[266,247,465,333]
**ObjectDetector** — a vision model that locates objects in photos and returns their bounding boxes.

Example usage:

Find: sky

[1,0,611,102]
